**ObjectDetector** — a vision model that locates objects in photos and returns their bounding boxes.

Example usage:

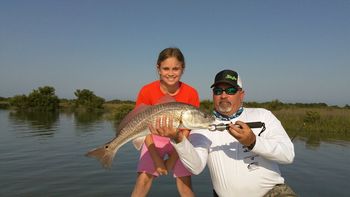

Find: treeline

[243,99,347,110]
[199,99,350,112]
[2,86,350,142]
[105,99,135,105]
[4,86,105,111]
[1,86,349,112]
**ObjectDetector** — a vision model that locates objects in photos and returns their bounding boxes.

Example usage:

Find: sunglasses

[213,87,240,95]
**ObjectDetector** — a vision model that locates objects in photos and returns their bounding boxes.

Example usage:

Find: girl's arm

[165,129,190,171]
[145,134,168,175]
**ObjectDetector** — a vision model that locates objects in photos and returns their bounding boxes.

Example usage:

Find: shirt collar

[213,106,244,121]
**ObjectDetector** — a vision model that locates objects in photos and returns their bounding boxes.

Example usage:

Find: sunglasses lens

[213,87,239,95]
[226,87,238,95]
[213,88,223,95]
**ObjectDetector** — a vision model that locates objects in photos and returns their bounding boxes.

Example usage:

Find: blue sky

[1,0,349,106]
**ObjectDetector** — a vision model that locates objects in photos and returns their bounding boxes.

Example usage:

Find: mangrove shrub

[10,86,59,111]
[74,89,105,110]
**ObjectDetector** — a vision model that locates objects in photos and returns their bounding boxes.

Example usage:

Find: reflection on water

[290,122,350,148]
[1,110,350,197]
[305,134,322,149]
[73,111,104,125]
[8,111,59,137]
[60,110,111,134]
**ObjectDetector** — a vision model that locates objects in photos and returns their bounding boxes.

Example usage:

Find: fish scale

[117,104,181,143]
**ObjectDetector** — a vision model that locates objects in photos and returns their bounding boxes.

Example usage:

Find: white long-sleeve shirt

[172,108,295,197]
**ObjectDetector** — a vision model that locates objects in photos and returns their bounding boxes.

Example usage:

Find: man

[151,69,297,197]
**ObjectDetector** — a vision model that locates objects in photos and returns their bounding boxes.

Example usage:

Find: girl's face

[157,57,184,86]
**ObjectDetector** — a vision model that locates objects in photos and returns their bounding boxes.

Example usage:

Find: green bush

[10,86,59,111]
[200,100,213,113]
[303,111,321,124]
[74,89,105,110]
[114,104,135,122]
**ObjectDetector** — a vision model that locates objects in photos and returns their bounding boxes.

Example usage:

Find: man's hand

[227,121,256,148]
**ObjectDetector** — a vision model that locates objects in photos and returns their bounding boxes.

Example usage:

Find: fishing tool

[208,122,266,136]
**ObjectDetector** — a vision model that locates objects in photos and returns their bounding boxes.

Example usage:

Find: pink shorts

[137,135,192,178]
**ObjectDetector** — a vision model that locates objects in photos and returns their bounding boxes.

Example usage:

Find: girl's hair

[157,47,185,68]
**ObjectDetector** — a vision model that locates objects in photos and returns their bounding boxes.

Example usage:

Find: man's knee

[263,184,297,197]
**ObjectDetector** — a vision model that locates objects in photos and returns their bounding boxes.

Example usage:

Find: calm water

[0,109,349,197]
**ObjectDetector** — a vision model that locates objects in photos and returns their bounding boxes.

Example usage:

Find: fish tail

[85,144,117,169]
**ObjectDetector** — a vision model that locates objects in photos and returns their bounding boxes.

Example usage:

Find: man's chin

[218,106,232,114]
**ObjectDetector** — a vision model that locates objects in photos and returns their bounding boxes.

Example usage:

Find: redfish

[86,102,214,168]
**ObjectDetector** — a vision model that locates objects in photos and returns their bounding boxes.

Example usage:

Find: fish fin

[177,123,186,129]
[117,104,150,133]
[132,136,146,150]
[116,95,175,134]
[85,143,117,169]
[156,94,176,104]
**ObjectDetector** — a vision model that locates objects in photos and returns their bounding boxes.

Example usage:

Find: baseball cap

[210,69,243,88]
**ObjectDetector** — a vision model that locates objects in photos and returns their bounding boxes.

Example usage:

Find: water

[0,109,349,197]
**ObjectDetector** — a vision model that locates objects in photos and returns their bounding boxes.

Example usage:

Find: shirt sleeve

[186,88,199,107]
[171,132,209,175]
[135,90,146,107]
[192,91,200,107]
[251,110,295,164]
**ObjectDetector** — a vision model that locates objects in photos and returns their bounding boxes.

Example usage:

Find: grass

[4,99,350,143]
[104,103,350,143]
[273,107,350,143]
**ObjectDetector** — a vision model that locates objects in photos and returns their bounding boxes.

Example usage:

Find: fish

[85,101,215,168]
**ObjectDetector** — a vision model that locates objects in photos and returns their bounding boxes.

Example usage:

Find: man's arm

[250,116,295,164]
[171,135,208,175]
[229,111,294,164]
[149,117,208,175]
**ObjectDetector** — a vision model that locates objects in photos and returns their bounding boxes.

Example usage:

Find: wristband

[171,129,182,144]
[247,140,256,150]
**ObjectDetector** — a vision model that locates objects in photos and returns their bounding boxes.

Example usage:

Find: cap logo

[225,74,236,81]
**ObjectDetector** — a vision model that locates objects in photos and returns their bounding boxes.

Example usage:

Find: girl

[131,47,199,197]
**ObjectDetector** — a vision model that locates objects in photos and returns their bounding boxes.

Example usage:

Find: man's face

[212,83,245,116]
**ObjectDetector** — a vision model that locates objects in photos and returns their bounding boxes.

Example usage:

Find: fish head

[181,109,215,129]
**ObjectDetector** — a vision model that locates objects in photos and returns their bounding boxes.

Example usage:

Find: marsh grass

[273,108,350,143]
[59,100,350,143]
[103,103,134,121]
[0,101,10,109]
